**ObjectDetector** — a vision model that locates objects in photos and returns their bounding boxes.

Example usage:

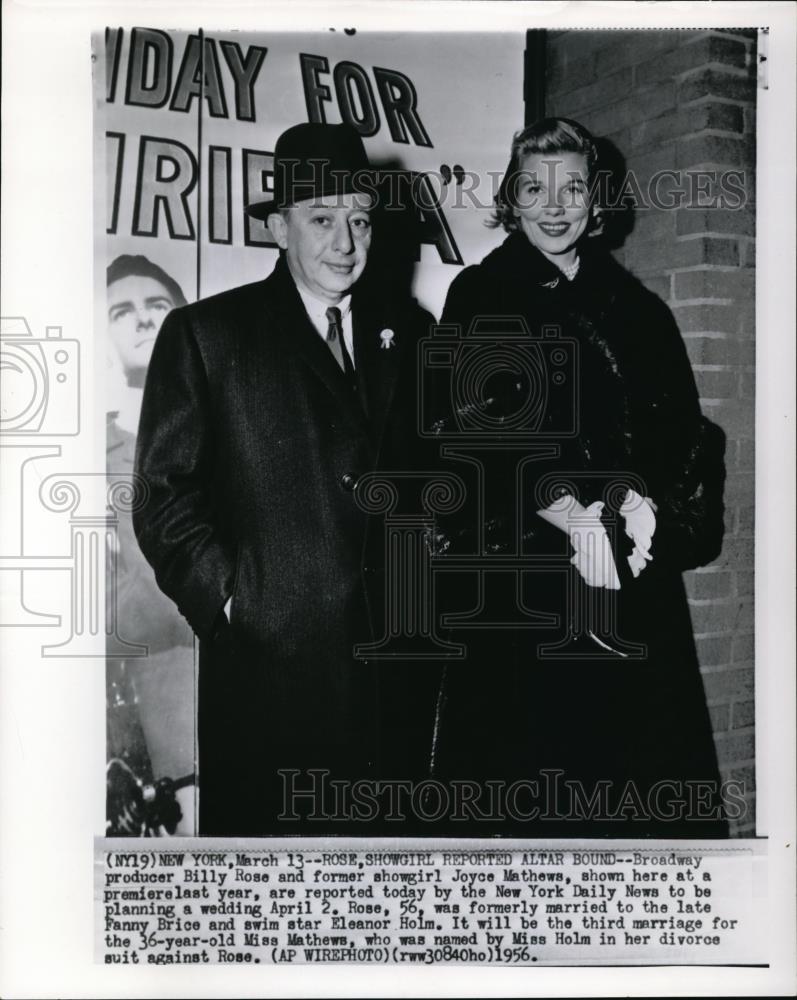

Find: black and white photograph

[1,1,795,996]
[98,22,754,840]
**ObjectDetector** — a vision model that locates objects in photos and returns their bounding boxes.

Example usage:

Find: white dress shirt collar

[296,287,355,368]
[297,287,352,335]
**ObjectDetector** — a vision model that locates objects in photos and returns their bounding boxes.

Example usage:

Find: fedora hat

[246,122,372,221]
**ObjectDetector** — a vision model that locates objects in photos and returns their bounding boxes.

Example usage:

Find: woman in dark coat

[432,118,727,837]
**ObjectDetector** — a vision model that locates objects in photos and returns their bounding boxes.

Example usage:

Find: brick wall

[545,29,758,834]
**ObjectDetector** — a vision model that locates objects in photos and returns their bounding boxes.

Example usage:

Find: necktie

[325,306,357,387]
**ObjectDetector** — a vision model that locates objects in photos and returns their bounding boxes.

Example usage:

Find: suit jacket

[134,256,434,834]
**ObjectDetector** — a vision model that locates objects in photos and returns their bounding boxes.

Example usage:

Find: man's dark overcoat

[134,256,436,834]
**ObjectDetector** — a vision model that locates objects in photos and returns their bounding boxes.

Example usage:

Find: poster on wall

[1,2,795,997]
[97,25,525,837]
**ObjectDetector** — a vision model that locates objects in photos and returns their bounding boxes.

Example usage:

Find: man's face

[107,275,175,374]
[267,192,373,304]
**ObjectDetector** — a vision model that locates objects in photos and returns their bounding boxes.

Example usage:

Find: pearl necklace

[559,256,581,281]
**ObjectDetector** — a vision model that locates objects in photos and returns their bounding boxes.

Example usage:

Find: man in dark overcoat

[133,124,436,835]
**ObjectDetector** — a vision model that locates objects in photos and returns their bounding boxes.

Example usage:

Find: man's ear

[267,211,288,250]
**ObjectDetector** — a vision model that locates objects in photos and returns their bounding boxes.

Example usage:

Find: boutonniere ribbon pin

[380,328,395,349]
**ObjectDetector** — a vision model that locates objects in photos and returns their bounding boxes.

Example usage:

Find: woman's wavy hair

[489,117,600,233]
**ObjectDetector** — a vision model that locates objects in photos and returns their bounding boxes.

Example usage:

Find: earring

[588,206,604,238]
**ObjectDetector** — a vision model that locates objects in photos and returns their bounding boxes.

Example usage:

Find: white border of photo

[1,2,794,997]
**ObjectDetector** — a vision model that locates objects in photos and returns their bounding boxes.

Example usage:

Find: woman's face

[513,150,593,261]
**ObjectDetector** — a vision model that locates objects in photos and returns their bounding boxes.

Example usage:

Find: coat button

[340,473,356,491]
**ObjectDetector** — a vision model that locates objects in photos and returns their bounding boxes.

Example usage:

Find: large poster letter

[170,35,228,118]
[242,148,277,248]
[105,27,123,103]
[413,172,463,265]
[209,145,232,245]
[106,132,125,234]
[373,66,432,147]
[132,136,197,240]
[333,61,380,137]
[125,27,172,108]
[300,53,332,123]
[219,40,267,122]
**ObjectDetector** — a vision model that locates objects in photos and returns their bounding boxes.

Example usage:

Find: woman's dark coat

[432,231,727,837]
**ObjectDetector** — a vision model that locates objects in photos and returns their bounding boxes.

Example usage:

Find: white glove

[620,489,656,578]
[627,545,652,578]
[568,501,621,590]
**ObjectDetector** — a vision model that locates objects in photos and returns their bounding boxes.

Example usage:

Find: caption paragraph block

[96,839,766,966]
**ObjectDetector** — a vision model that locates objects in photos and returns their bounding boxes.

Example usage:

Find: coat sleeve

[626,291,724,571]
[651,416,727,571]
[133,307,236,640]
[627,293,701,493]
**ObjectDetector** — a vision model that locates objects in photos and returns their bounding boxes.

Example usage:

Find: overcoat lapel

[263,257,367,431]
[353,290,405,446]
[261,257,407,444]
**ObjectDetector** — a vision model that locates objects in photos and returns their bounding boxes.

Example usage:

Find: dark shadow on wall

[360,158,433,306]
[592,136,636,251]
